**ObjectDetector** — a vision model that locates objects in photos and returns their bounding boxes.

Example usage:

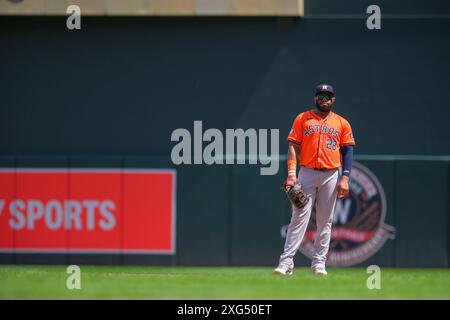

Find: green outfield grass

[0,265,449,299]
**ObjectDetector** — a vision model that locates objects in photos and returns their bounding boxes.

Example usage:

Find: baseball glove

[282,182,309,209]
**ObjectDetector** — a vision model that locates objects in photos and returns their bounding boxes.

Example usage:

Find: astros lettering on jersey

[287,110,355,169]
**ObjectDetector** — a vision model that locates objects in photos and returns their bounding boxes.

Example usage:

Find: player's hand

[285,175,297,187]
[336,176,349,198]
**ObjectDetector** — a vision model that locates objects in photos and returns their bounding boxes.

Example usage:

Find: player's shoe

[312,267,328,276]
[273,266,293,276]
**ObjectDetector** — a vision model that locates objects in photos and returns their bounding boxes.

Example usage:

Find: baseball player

[274,84,355,276]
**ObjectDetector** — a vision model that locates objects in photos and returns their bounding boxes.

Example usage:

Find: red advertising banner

[0,169,176,254]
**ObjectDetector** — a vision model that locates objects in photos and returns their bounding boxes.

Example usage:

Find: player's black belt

[303,166,337,171]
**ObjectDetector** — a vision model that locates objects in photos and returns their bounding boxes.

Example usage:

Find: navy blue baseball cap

[315,84,335,95]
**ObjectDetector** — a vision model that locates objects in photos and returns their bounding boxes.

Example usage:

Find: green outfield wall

[1,1,449,267]
[0,156,448,267]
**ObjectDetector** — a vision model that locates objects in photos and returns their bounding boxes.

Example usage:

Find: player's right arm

[286,113,304,186]
[286,142,300,186]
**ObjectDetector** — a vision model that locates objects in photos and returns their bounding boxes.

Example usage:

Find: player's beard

[316,101,333,113]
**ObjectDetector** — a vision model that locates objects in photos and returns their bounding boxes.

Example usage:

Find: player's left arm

[337,145,353,198]
[337,119,356,198]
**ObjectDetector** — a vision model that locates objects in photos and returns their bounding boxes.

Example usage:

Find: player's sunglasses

[316,93,333,101]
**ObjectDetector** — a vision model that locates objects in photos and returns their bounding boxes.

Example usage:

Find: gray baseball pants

[278,166,339,270]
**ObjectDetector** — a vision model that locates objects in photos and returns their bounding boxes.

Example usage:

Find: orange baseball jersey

[287,110,355,169]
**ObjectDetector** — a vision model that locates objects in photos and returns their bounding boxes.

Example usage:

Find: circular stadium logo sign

[285,161,396,267]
